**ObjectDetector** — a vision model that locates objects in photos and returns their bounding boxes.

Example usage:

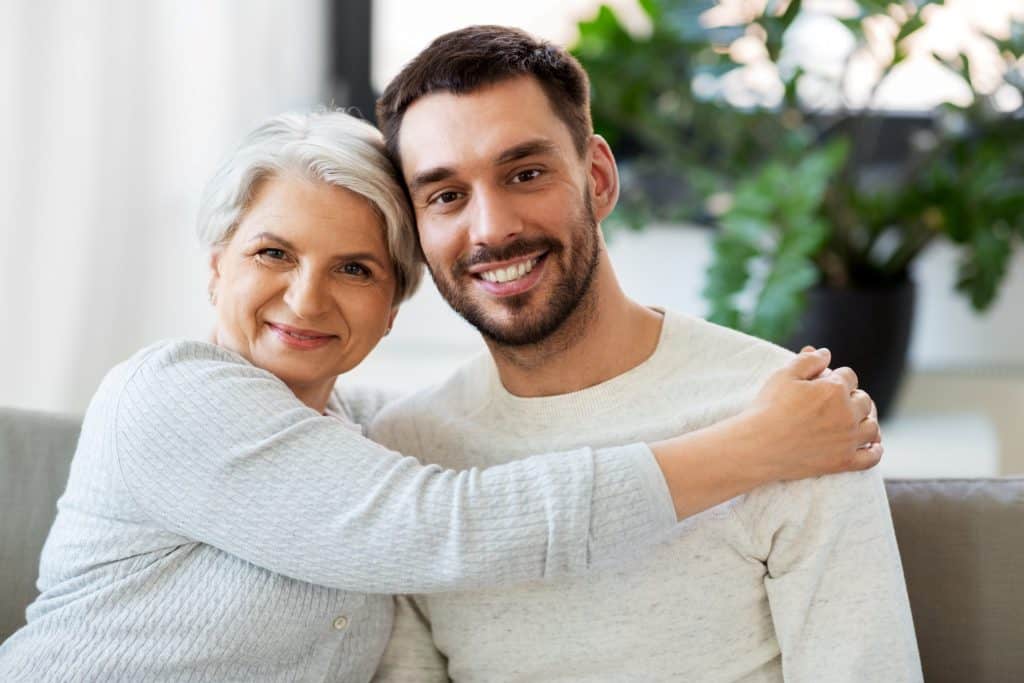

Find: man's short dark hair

[376,25,593,168]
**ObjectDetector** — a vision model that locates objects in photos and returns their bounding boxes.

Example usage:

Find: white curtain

[0,0,329,413]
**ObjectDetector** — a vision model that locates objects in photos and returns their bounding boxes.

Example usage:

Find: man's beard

[428,193,601,347]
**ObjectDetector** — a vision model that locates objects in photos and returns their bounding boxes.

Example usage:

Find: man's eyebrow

[247,231,296,251]
[408,167,456,197]
[407,140,559,197]
[495,139,558,165]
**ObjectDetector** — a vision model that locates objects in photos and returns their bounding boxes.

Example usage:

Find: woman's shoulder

[95,339,282,416]
[125,338,247,372]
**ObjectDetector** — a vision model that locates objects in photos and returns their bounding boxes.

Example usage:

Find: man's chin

[471,307,570,347]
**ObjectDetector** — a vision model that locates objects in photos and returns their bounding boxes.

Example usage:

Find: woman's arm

[115,341,672,594]
[114,341,874,594]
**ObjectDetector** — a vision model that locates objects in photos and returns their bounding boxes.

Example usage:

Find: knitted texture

[0,340,675,682]
[371,311,923,683]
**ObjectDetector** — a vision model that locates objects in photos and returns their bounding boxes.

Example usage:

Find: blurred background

[1,0,1021,477]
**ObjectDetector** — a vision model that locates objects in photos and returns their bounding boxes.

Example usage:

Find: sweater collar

[478,308,686,421]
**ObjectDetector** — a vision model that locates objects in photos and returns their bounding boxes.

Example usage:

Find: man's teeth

[480,258,538,284]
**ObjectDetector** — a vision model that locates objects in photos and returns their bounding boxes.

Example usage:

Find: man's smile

[469,253,550,297]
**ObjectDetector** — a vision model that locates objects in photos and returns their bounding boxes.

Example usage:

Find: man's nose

[467,188,523,246]
[284,269,330,319]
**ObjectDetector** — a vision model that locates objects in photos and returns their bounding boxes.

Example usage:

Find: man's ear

[586,134,620,223]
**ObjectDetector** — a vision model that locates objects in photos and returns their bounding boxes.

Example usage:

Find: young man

[370,26,921,682]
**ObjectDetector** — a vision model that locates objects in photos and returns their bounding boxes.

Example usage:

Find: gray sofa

[2,407,1022,681]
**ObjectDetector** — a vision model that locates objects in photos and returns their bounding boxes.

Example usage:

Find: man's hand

[748,346,882,482]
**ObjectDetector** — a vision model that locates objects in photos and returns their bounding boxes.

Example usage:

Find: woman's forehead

[236,175,389,254]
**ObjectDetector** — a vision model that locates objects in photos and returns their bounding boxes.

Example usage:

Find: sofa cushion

[885,477,1024,683]
[0,407,80,642]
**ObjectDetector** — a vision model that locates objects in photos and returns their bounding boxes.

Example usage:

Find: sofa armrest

[0,407,81,642]
[885,477,1024,683]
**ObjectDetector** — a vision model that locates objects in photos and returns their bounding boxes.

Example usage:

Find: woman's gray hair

[197,110,422,303]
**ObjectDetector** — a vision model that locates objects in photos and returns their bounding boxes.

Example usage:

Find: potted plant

[572,0,1024,416]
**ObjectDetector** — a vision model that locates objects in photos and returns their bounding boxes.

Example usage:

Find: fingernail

[817,347,830,355]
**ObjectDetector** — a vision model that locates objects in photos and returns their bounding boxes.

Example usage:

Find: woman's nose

[284,270,330,319]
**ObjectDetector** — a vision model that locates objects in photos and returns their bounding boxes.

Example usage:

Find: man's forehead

[396,76,575,177]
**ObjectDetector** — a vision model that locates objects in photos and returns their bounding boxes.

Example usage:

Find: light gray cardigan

[0,340,675,682]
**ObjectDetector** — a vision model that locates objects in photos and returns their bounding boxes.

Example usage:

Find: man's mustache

[453,238,562,277]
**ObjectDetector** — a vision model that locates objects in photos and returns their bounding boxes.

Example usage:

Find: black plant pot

[786,279,916,419]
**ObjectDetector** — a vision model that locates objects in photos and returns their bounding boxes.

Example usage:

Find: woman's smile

[266,322,339,350]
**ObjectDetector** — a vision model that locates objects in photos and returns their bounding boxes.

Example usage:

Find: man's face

[397,76,607,346]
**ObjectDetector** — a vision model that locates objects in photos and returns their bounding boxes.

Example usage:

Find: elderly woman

[0,111,880,682]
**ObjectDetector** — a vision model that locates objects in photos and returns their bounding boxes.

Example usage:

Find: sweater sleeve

[113,340,677,593]
[736,469,923,682]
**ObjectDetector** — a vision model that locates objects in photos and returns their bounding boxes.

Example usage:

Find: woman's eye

[257,248,288,261]
[340,263,371,278]
[512,169,541,183]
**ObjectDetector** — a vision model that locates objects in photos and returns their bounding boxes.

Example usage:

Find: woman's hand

[650,346,883,521]
[746,346,882,483]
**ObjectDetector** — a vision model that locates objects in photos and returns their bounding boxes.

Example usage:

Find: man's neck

[486,257,664,397]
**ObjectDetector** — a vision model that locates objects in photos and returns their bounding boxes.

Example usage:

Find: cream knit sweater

[371,311,922,682]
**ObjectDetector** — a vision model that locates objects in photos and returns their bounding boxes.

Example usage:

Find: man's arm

[740,469,922,681]
[373,596,449,683]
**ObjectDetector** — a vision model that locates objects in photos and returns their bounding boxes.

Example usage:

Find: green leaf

[637,0,660,21]
[955,228,1012,310]
[751,254,820,342]
[780,218,829,256]
[780,0,802,29]
[895,12,926,45]
[839,17,865,39]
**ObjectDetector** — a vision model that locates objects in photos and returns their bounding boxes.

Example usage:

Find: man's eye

[512,169,541,183]
[431,191,463,205]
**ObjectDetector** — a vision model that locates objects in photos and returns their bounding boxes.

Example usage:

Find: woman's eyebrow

[247,231,296,250]
[333,251,387,266]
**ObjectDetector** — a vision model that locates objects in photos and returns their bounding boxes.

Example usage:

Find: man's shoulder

[738,466,890,547]
[662,309,794,383]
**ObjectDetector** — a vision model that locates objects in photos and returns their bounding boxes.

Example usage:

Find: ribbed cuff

[588,443,678,566]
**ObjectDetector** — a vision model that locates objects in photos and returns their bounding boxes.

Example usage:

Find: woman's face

[210,173,398,409]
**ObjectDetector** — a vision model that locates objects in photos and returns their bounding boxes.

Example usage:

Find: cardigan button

[332,615,350,631]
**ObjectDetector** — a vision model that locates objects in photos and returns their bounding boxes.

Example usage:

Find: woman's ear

[586,134,620,223]
[385,306,399,336]
[207,248,223,305]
